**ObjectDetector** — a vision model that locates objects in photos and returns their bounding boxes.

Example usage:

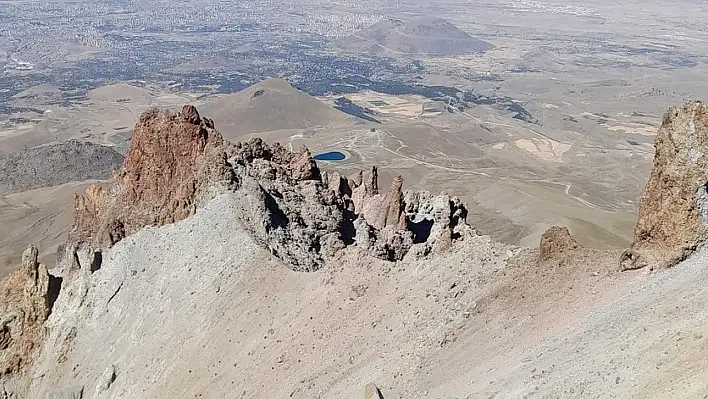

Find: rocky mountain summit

[2,102,708,398]
[70,105,471,272]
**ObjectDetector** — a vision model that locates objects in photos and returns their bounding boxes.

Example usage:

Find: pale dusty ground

[24,192,708,399]
[324,91,430,119]
[513,138,571,163]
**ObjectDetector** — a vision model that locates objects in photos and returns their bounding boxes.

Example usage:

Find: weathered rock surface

[351,166,377,213]
[348,170,474,260]
[0,140,123,195]
[68,105,472,270]
[370,176,407,231]
[70,105,233,248]
[227,139,352,271]
[404,189,472,253]
[538,226,580,263]
[629,100,708,269]
[0,246,52,378]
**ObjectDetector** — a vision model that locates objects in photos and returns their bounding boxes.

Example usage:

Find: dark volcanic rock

[0,140,124,194]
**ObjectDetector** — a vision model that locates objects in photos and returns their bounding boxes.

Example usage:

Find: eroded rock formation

[538,226,580,263]
[227,139,351,271]
[70,105,232,247]
[0,246,52,377]
[626,100,708,269]
[67,105,472,271]
[404,190,471,253]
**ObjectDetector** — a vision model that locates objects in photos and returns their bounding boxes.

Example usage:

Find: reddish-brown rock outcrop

[626,101,708,269]
[67,104,473,268]
[538,226,580,263]
[70,105,233,248]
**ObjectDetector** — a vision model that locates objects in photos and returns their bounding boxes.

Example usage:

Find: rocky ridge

[70,105,472,272]
[0,246,53,379]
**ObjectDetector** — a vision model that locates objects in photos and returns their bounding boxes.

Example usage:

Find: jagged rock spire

[0,245,51,376]
[374,175,407,231]
[70,105,231,247]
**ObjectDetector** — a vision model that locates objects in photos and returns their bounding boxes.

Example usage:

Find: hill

[0,140,123,195]
[200,78,355,139]
[337,16,493,57]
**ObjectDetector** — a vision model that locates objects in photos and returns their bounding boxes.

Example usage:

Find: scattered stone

[349,284,368,300]
[96,364,116,393]
[361,382,384,399]
[440,329,457,347]
[619,249,648,271]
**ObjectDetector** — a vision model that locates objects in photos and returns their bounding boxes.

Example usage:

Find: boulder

[361,382,384,399]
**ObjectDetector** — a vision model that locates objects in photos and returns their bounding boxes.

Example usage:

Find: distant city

[0,0,399,98]
[1,0,536,122]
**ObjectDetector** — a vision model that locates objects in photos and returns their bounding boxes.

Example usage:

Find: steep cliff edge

[624,100,708,270]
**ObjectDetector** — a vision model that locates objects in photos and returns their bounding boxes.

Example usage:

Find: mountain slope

[200,78,355,139]
[0,181,97,275]
[4,102,708,398]
[23,209,708,398]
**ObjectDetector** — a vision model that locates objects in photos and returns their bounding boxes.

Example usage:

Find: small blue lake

[313,151,346,161]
